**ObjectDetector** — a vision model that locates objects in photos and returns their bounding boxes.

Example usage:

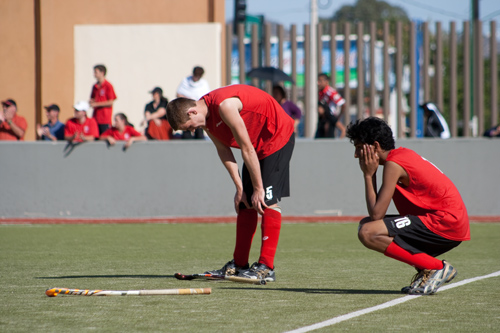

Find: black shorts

[241,134,294,208]
[98,124,110,136]
[383,215,462,257]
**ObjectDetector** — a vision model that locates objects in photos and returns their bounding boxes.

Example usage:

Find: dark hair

[318,73,329,80]
[193,66,204,77]
[346,117,395,151]
[272,85,286,98]
[166,98,196,130]
[94,64,107,76]
[115,113,132,127]
[318,101,330,112]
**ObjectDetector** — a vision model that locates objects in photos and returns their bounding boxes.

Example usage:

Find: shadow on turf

[221,287,402,295]
[35,274,175,279]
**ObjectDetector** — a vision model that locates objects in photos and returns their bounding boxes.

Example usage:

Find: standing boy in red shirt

[346,117,470,295]
[90,64,117,135]
[167,84,295,282]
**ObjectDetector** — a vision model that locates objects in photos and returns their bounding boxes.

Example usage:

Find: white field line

[285,270,500,333]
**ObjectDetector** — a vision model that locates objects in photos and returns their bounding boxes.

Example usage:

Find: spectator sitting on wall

[64,101,99,143]
[142,87,172,140]
[36,104,65,141]
[0,99,27,141]
[101,113,146,149]
[90,64,117,135]
[176,66,210,139]
[483,124,500,137]
[315,101,346,139]
[272,85,302,136]
[422,102,450,139]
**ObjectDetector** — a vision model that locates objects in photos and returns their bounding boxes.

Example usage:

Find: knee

[357,221,374,247]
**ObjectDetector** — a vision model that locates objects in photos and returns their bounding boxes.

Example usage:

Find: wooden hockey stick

[174,272,266,285]
[45,287,211,297]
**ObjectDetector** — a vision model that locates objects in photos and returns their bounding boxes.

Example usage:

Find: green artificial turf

[0,222,499,332]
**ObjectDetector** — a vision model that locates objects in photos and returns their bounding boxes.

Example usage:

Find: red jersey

[91,80,117,125]
[0,114,27,141]
[101,125,142,140]
[202,85,294,159]
[387,147,470,241]
[318,85,345,115]
[64,117,99,142]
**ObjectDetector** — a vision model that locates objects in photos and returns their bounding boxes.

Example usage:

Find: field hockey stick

[45,287,211,297]
[174,273,266,285]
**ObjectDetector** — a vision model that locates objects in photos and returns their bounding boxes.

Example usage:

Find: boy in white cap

[64,101,99,143]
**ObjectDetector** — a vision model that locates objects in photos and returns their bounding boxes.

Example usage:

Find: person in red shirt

[346,117,470,295]
[100,113,146,149]
[318,73,345,117]
[0,99,27,141]
[167,84,295,282]
[90,64,117,135]
[64,101,99,143]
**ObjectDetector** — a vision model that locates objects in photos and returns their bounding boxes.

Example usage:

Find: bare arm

[359,145,402,220]
[90,99,115,108]
[3,116,25,139]
[218,97,267,214]
[206,130,250,213]
[66,132,95,143]
[124,135,147,149]
[336,120,346,138]
[81,134,96,141]
[146,107,166,120]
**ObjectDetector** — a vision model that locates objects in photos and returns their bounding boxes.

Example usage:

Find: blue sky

[225,0,500,35]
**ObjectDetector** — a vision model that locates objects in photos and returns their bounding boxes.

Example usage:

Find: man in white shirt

[176,66,210,139]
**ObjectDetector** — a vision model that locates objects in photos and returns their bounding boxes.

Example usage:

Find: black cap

[1,99,16,107]
[149,87,163,95]
[44,104,60,112]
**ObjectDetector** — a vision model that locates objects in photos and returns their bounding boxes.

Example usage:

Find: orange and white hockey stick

[45,287,211,297]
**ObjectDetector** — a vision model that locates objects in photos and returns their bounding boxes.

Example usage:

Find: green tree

[321,0,410,37]
[332,0,409,23]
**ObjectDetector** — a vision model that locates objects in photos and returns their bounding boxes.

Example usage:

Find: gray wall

[0,138,498,219]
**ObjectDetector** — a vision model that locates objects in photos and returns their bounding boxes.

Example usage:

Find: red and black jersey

[202,85,294,160]
[387,147,470,241]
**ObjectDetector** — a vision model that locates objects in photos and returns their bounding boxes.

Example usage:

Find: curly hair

[346,117,395,151]
[166,98,196,130]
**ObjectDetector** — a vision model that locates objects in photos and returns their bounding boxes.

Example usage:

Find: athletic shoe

[204,259,249,276]
[401,268,425,294]
[408,260,457,295]
[238,262,276,282]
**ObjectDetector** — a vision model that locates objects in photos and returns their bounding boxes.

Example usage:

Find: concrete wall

[0,139,498,219]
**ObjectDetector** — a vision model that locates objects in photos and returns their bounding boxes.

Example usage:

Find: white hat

[74,100,90,112]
